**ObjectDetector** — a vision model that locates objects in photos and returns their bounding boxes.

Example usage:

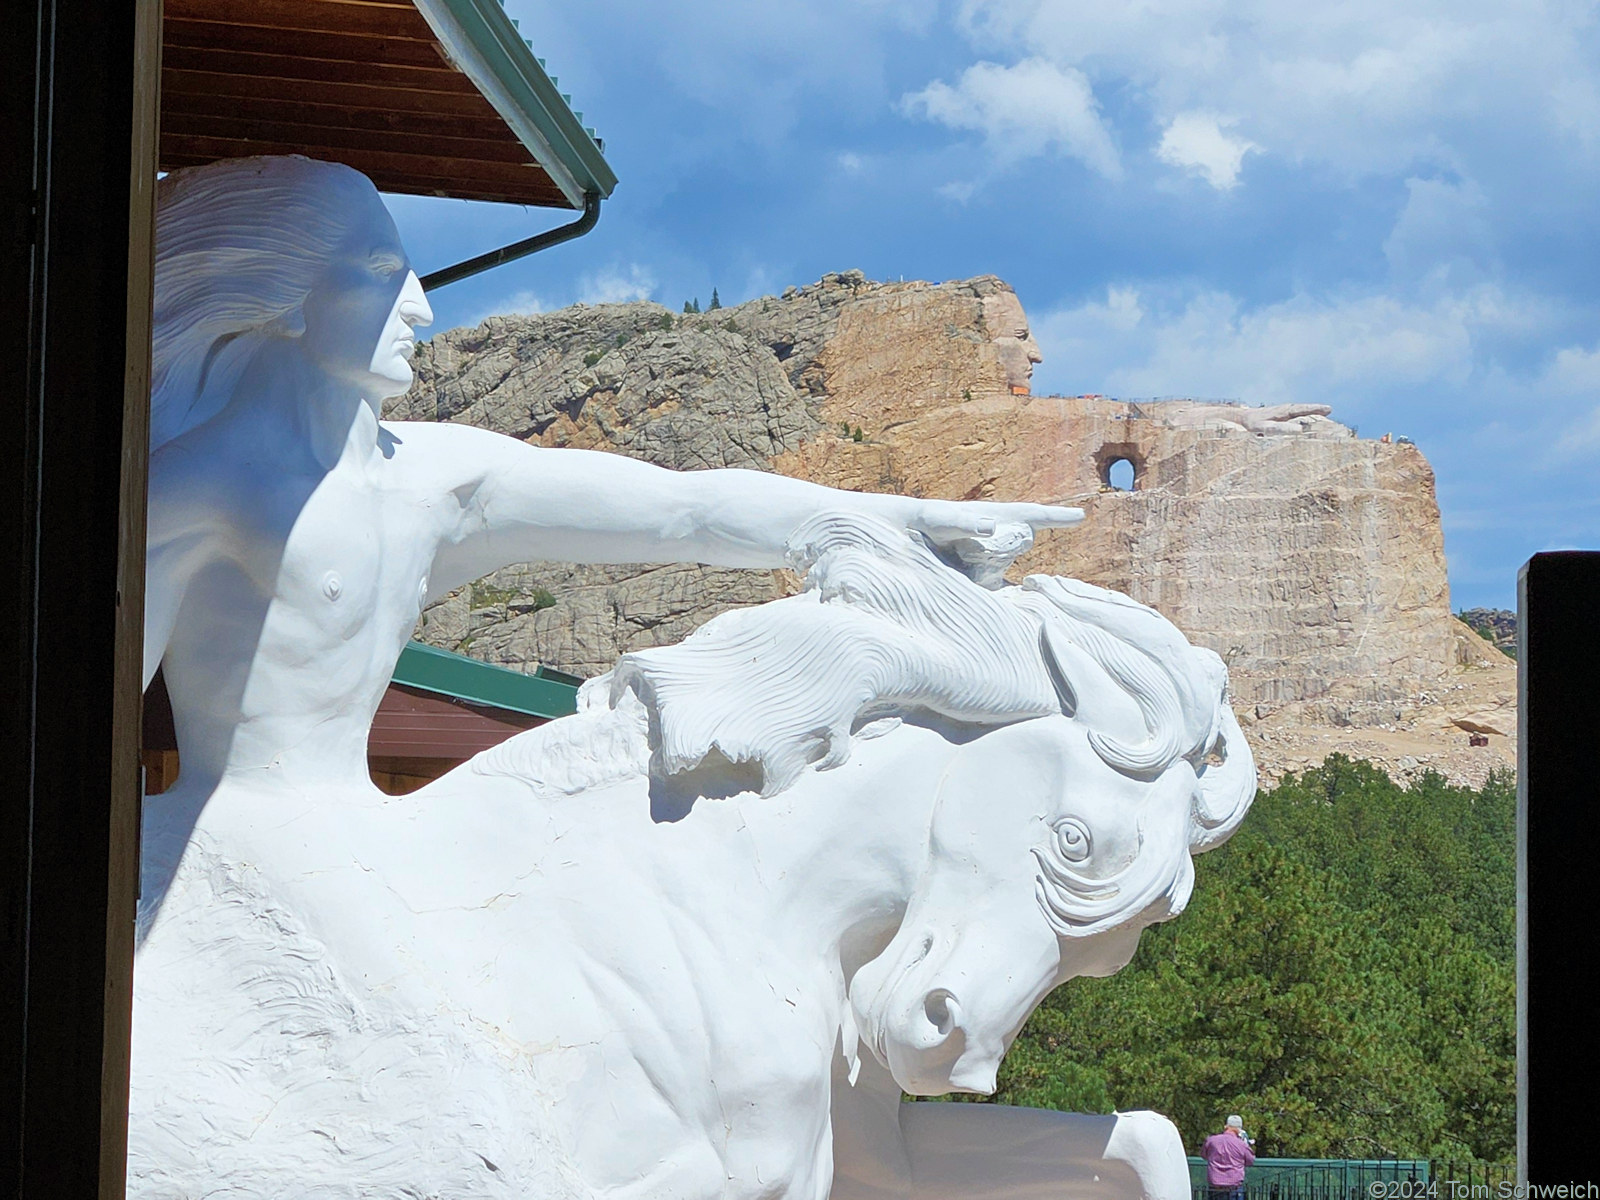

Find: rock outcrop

[391,272,1516,784]
[1459,608,1517,660]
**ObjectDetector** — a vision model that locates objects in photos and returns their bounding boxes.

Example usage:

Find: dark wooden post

[1517,551,1600,1184]
[0,0,159,1194]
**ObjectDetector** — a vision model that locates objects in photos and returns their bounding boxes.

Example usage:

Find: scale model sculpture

[129,156,1256,1199]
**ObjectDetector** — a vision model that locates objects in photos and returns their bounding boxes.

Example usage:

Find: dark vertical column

[0,0,157,1196]
[1517,551,1600,1184]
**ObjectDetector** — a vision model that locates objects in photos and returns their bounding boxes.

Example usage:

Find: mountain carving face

[980,290,1042,393]
[392,271,1515,787]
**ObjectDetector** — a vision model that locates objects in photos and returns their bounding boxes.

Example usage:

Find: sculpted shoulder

[147,425,243,540]
[148,412,341,566]
[152,403,319,504]
[377,419,529,494]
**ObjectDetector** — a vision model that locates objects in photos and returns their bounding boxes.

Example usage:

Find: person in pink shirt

[1201,1114,1256,1200]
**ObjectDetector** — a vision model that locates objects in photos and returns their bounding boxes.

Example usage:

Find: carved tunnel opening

[1095,444,1145,492]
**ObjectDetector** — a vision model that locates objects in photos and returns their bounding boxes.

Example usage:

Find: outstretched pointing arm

[408,424,1081,595]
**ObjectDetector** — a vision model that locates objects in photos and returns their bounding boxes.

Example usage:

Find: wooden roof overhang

[159,0,617,209]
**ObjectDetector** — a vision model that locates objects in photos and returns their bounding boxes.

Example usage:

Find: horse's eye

[1053,818,1091,863]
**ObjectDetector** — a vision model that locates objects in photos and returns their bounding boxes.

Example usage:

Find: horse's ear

[1037,624,1077,718]
[1189,705,1256,853]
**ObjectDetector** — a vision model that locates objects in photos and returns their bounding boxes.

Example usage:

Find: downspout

[419,191,601,292]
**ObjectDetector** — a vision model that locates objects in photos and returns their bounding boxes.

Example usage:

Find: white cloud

[1382,176,1494,284]
[938,0,1600,181]
[1032,283,1510,407]
[578,263,657,305]
[1543,344,1600,456]
[1156,112,1258,190]
[837,151,865,172]
[493,289,546,316]
[1546,344,1600,395]
[463,288,548,328]
[740,264,780,302]
[902,58,1122,179]
[539,0,938,147]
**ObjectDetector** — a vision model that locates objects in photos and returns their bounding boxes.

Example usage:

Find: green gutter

[393,641,580,719]
[413,0,617,209]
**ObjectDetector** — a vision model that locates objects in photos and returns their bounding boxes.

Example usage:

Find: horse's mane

[608,514,1061,795]
[476,512,1251,829]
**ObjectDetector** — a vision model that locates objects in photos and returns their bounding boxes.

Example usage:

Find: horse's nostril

[923,988,958,1037]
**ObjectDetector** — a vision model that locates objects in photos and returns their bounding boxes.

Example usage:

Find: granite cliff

[390,272,1515,785]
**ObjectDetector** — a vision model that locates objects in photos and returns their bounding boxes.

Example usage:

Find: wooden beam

[161,66,492,116]
[162,110,536,164]
[162,44,476,92]
[161,131,561,191]
[161,89,511,142]
[164,0,434,39]
[156,151,556,204]
[163,18,453,71]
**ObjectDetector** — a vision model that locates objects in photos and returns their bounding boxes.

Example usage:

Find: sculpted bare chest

[215,462,438,650]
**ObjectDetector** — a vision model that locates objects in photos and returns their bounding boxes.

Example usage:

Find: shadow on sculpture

[130,155,1254,1200]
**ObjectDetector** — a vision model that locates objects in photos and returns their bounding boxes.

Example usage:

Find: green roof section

[414,0,618,208]
[393,640,580,719]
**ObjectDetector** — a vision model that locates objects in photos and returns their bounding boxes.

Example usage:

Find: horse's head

[600,512,1254,1097]
[848,576,1256,1097]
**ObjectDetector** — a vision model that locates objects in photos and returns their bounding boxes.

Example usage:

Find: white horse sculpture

[129,155,1254,1199]
[133,511,1252,1198]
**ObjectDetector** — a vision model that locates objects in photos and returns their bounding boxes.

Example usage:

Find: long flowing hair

[598,512,1255,836]
[151,155,379,450]
[473,513,1255,946]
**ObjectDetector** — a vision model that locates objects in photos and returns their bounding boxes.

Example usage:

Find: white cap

[1225,1115,1243,1129]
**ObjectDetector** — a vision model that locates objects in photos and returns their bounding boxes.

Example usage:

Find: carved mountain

[389,271,1516,786]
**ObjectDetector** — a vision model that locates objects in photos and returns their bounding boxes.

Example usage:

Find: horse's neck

[472,705,956,969]
[729,722,957,968]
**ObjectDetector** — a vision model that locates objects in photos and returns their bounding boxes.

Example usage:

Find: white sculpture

[131,156,1254,1199]
[1159,400,1340,435]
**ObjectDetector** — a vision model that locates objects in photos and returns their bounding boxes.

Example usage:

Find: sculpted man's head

[980,289,1043,393]
[151,155,432,450]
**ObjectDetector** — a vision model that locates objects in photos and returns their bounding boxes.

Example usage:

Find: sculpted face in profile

[981,288,1043,392]
[299,235,427,395]
[150,159,427,449]
[131,156,1248,1200]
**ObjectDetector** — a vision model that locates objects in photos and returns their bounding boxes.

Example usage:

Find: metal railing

[1187,1160,1518,1200]
[1428,1161,1517,1198]
[1188,1158,1431,1200]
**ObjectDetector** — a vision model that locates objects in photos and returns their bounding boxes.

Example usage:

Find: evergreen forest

[951,756,1516,1163]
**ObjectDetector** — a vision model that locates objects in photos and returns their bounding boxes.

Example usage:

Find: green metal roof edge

[393,640,579,719]
[413,0,618,207]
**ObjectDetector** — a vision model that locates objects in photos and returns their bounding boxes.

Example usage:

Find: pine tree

[709,288,722,310]
[963,757,1516,1162]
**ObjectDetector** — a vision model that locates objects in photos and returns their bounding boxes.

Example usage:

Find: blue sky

[386,0,1600,611]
